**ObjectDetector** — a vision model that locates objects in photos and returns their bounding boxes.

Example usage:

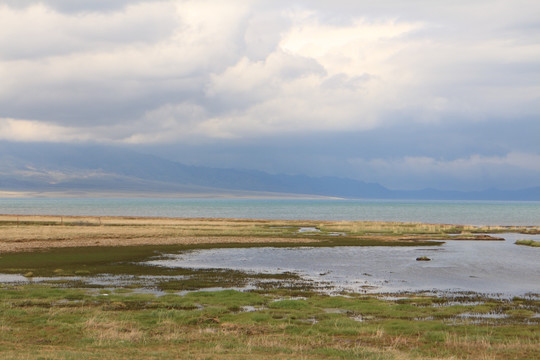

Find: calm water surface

[2,198,539,295]
[1,198,540,225]
[147,233,540,296]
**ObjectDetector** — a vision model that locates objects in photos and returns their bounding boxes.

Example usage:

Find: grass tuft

[515,239,540,247]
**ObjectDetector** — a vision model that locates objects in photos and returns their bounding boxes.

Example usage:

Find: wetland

[0,215,539,359]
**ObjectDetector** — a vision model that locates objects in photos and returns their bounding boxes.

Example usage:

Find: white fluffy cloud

[1,0,539,143]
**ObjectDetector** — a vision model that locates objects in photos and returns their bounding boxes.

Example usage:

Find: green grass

[0,285,538,359]
[1,217,539,358]
[515,239,540,247]
[0,237,441,291]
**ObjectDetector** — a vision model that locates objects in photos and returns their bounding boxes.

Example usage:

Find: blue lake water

[1,197,539,295]
[147,233,540,297]
[1,198,540,225]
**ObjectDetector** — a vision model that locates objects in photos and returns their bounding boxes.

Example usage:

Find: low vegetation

[515,239,540,247]
[0,214,522,281]
[1,215,539,359]
[1,214,527,253]
[0,285,537,359]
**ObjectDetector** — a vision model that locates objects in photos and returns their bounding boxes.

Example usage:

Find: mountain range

[1,142,539,200]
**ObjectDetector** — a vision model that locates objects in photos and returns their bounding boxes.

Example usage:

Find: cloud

[0,2,179,60]
[1,1,539,142]
[348,152,540,190]
[1,0,140,14]
[0,0,539,190]
[122,102,210,143]
[0,118,93,142]
[0,1,251,126]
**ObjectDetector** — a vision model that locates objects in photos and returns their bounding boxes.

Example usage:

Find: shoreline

[0,190,341,200]
[0,214,525,253]
[3,198,540,228]
[2,214,538,296]
[1,214,538,360]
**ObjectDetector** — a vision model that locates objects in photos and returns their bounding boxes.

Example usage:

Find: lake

[1,197,539,296]
[1,198,540,225]
[147,232,540,297]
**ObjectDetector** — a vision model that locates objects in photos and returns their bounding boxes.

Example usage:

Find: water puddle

[2,233,539,299]
[298,227,321,233]
[457,312,508,319]
[0,274,27,282]
[240,305,265,313]
[447,312,512,325]
[431,301,485,307]
[176,286,255,297]
[272,296,308,302]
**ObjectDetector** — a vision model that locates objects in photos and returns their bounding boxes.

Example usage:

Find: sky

[1,0,539,191]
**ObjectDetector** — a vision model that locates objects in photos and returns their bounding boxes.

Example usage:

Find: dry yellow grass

[84,316,146,344]
[1,214,536,253]
[0,215,318,252]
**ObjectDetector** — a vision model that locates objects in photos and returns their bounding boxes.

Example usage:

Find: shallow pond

[146,233,540,297]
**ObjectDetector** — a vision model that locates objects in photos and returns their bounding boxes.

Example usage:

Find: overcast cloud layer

[1,0,539,191]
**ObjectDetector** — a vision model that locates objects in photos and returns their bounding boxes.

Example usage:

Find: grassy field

[0,285,538,359]
[0,215,539,359]
[0,214,520,283]
[1,214,526,253]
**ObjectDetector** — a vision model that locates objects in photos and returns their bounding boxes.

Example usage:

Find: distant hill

[1,142,539,200]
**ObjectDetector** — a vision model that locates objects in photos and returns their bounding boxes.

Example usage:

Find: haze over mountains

[1,142,539,201]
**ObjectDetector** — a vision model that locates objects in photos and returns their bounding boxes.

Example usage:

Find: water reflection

[146,233,540,297]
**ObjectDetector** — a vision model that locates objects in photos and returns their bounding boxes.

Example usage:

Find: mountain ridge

[1,142,539,200]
